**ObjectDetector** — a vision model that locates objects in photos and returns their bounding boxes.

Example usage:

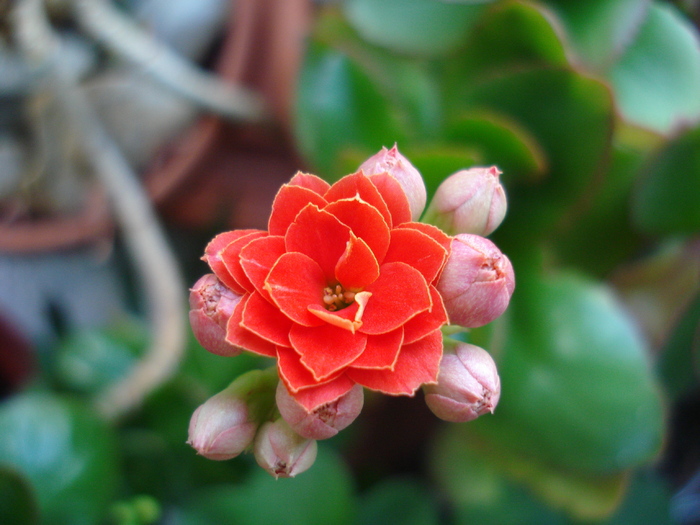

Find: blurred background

[1,0,700,523]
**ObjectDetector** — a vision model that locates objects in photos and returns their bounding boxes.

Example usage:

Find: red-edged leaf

[220,231,268,293]
[398,222,452,253]
[383,227,447,284]
[403,286,448,344]
[350,328,404,370]
[289,373,356,412]
[347,329,443,395]
[285,204,352,281]
[324,197,391,263]
[290,323,368,381]
[335,233,380,291]
[268,184,328,236]
[325,171,393,227]
[225,294,277,357]
[265,252,326,327]
[204,230,262,294]
[289,171,331,195]
[277,345,343,392]
[369,173,412,227]
[239,235,286,300]
[359,262,432,334]
[240,291,293,347]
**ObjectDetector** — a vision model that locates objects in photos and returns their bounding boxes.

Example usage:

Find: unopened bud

[437,234,515,327]
[189,274,242,356]
[276,382,364,440]
[254,418,318,478]
[359,144,427,221]
[187,368,277,460]
[424,343,500,422]
[424,166,506,236]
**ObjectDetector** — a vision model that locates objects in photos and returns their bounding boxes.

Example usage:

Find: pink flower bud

[424,166,507,236]
[359,144,427,220]
[436,234,515,327]
[276,382,364,440]
[424,343,500,422]
[189,273,243,356]
[254,418,318,478]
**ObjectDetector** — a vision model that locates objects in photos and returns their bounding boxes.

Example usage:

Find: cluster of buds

[188,145,513,477]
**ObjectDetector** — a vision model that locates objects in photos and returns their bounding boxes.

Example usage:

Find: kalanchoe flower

[424,343,500,422]
[276,381,364,440]
[423,166,507,236]
[187,368,277,460]
[189,273,243,356]
[437,234,515,328]
[201,156,451,414]
[254,418,318,478]
[358,144,427,221]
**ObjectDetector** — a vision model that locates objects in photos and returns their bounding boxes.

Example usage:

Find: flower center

[322,284,355,311]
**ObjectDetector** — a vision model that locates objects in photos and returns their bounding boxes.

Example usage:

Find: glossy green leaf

[0,467,39,525]
[470,272,665,474]
[604,469,675,525]
[343,0,488,57]
[0,392,119,525]
[632,125,700,234]
[356,477,440,525]
[608,3,700,134]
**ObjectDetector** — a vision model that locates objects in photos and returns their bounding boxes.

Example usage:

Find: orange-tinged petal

[324,197,391,263]
[287,373,356,413]
[325,171,393,227]
[398,222,452,253]
[203,230,261,294]
[383,228,447,284]
[239,235,286,300]
[268,184,328,236]
[225,294,277,357]
[240,291,292,347]
[220,231,267,293]
[290,324,368,381]
[403,286,448,344]
[265,252,325,327]
[335,233,380,291]
[369,173,412,227]
[350,328,404,370]
[288,171,331,195]
[359,262,432,334]
[285,204,351,281]
[277,346,343,392]
[347,329,443,395]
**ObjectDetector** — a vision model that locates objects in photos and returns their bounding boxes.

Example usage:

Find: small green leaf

[0,467,39,525]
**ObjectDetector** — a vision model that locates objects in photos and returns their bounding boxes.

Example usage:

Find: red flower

[202,170,451,412]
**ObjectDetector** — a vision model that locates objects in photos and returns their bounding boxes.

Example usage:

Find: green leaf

[342,0,489,57]
[604,469,675,525]
[632,125,700,234]
[0,392,119,525]
[471,272,665,474]
[356,477,440,525]
[608,3,700,134]
[0,467,39,525]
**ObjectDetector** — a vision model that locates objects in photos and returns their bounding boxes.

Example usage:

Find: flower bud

[359,144,427,221]
[437,234,515,327]
[276,382,364,440]
[423,166,506,236]
[189,273,242,356]
[187,368,278,460]
[254,418,318,478]
[424,343,500,422]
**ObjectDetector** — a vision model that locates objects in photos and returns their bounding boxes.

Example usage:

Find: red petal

[335,233,380,291]
[289,171,331,195]
[359,262,432,334]
[268,184,328,236]
[350,328,404,370]
[290,324,367,381]
[277,345,343,392]
[265,252,325,327]
[325,171,393,227]
[239,235,286,300]
[287,373,356,413]
[285,204,351,281]
[347,329,443,395]
[308,300,364,333]
[240,291,293,347]
[403,286,448,344]
[324,198,391,263]
[225,294,277,357]
[220,231,267,293]
[383,227,447,284]
[204,230,261,294]
[398,222,452,253]
[369,173,412,227]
